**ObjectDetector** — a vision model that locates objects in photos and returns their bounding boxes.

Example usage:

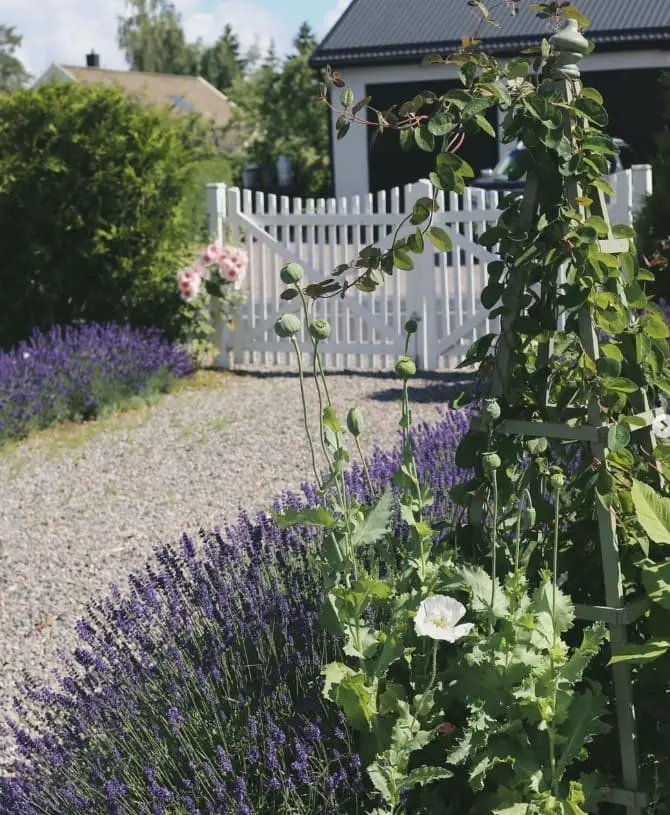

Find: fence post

[403,179,437,371]
[631,164,653,218]
[206,183,231,369]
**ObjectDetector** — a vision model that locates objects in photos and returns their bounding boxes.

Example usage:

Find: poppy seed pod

[347,405,364,438]
[280,262,304,285]
[526,436,548,455]
[395,356,417,379]
[482,452,501,473]
[309,319,331,342]
[550,471,566,489]
[274,313,302,338]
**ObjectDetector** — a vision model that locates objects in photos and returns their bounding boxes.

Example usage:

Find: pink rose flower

[177,267,201,301]
[201,242,223,265]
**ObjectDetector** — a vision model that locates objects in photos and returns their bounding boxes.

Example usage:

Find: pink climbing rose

[218,245,248,290]
[177,267,201,302]
[201,242,224,265]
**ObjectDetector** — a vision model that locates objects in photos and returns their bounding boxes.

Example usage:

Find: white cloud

[4,0,291,82]
[324,0,353,34]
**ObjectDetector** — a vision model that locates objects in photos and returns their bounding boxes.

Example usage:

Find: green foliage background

[0,82,212,348]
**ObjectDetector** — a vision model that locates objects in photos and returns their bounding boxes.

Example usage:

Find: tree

[117,0,198,75]
[0,25,30,93]
[198,24,245,93]
[228,24,331,198]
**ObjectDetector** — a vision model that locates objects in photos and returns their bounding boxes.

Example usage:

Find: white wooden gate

[206,166,652,372]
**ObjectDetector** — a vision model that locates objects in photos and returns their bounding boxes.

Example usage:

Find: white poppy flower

[414,595,474,642]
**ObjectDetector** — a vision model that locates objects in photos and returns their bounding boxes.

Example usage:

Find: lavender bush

[0,322,194,443]
[0,408,471,815]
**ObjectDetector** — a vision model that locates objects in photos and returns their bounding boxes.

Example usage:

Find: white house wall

[331,49,670,197]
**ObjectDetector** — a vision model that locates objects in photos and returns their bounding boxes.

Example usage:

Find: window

[168,95,194,113]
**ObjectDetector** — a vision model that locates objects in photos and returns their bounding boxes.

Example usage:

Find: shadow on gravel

[227,367,477,405]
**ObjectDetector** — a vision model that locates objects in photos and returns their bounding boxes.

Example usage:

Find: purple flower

[0,322,193,443]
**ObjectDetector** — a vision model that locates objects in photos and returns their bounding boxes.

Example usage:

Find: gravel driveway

[0,367,470,765]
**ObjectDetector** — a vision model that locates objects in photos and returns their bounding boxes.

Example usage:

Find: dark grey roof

[311,0,670,66]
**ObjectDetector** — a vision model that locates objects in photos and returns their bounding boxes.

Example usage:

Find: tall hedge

[0,82,210,349]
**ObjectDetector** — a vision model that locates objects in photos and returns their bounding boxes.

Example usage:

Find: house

[33,52,240,152]
[311,0,670,197]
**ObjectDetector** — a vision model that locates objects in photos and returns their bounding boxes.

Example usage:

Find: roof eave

[311,29,670,67]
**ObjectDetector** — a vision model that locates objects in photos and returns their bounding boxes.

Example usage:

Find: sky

[3,0,354,80]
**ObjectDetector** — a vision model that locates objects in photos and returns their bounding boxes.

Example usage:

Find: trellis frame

[482,20,657,815]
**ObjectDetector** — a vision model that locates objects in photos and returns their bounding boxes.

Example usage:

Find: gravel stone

[0,367,471,766]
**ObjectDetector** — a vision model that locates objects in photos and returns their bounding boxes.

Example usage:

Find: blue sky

[5,0,352,80]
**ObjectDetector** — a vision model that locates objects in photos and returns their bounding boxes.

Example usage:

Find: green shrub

[0,82,211,349]
[179,155,233,243]
[635,71,670,298]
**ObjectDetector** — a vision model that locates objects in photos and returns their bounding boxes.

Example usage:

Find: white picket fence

[206,165,653,371]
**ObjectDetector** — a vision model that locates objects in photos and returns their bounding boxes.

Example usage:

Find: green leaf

[641,560,670,610]
[493,806,529,815]
[596,356,621,378]
[428,112,456,136]
[532,581,575,636]
[426,226,453,252]
[474,113,496,137]
[631,479,670,544]
[574,97,608,127]
[352,490,393,548]
[372,634,405,678]
[607,423,630,452]
[394,249,414,270]
[402,765,453,791]
[367,760,397,804]
[641,313,669,339]
[275,506,338,530]
[481,283,503,309]
[414,127,435,152]
[608,640,670,665]
[337,673,377,731]
[343,624,380,659]
[555,690,609,780]
[461,566,508,617]
[584,215,609,237]
[323,405,343,432]
[612,224,635,239]
[478,226,506,247]
[407,228,425,253]
[601,377,639,394]
[321,661,355,700]
[560,623,606,683]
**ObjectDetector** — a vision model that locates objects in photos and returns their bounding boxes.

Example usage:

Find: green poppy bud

[483,398,501,422]
[347,405,364,438]
[521,505,537,528]
[309,319,331,342]
[280,262,304,285]
[405,317,419,334]
[395,356,417,380]
[482,452,501,473]
[274,313,302,338]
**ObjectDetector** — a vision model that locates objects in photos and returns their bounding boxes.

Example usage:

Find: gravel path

[0,367,470,765]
